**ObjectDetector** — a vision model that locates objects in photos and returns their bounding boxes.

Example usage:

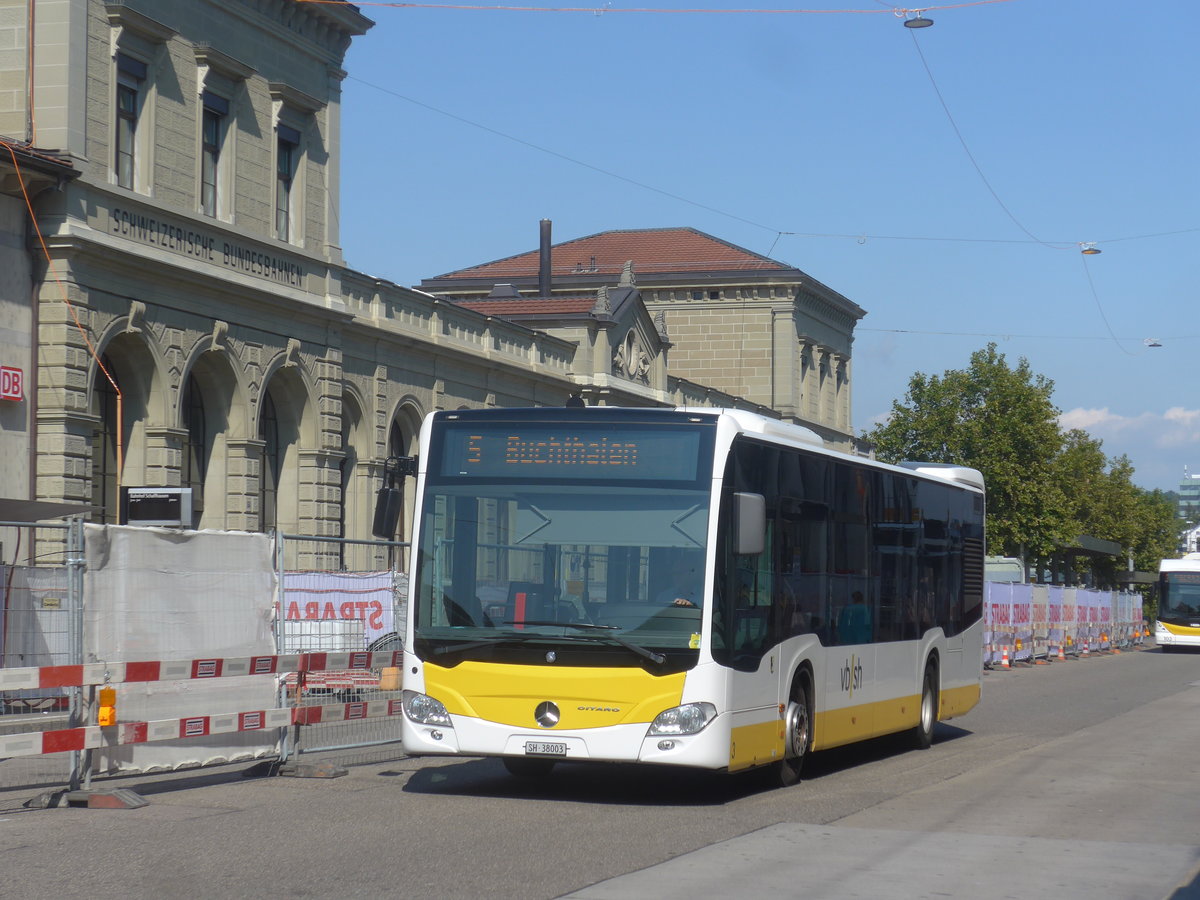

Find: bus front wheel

[777,678,811,787]
[912,663,938,750]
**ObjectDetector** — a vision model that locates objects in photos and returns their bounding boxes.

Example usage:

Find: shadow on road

[398,721,975,806]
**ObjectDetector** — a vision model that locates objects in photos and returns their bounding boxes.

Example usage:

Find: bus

[398,407,986,784]
[1156,553,1200,651]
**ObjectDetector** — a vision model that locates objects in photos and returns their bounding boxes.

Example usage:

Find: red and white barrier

[0,698,405,759]
[0,650,402,692]
[282,670,383,693]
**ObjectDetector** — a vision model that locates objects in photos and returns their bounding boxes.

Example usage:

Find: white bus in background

[1156,553,1200,651]
[397,406,986,785]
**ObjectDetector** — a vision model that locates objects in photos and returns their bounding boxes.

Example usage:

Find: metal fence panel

[0,522,78,791]
[277,534,408,757]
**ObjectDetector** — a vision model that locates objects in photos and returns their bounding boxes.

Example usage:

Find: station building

[0,0,866,562]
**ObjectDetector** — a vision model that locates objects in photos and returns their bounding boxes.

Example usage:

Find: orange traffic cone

[1001,646,1010,668]
[1057,643,1066,661]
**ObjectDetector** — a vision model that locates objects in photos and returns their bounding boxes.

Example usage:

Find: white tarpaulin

[280,570,398,652]
[83,525,278,773]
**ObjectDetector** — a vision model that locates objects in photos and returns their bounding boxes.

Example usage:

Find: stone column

[819,348,834,427]
[224,437,265,532]
[772,310,797,417]
[143,426,187,487]
[799,340,817,421]
[296,447,345,569]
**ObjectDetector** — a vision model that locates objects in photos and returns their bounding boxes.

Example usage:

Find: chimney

[539,218,552,298]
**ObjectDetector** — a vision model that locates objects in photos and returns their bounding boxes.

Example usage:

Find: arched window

[91,355,120,524]
[181,373,207,525]
[258,391,279,532]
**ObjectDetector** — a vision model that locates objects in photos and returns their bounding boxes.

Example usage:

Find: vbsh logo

[840,655,863,697]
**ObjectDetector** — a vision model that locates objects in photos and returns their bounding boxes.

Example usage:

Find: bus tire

[777,676,812,787]
[913,662,938,750]
[502,757,556,778]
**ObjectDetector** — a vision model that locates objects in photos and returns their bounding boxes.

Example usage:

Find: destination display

[436,424,704,481]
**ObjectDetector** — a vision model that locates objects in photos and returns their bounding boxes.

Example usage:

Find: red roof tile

[456,296,597,317]
[430,227,787,281]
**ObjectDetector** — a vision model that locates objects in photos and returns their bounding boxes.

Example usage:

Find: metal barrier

[1,519,84,791]
[5,521,1158,803]
[2,651,405,768]
[983,583,1145,667]
[275,534,409,758]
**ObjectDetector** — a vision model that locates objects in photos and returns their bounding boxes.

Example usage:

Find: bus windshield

[1159,572,1200,624]
[412,415,715,667]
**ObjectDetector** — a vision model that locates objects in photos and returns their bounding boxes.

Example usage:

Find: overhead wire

[347,73,1196,255]
[1077,251,1139,356]
[346,75,789,234]
[858,326,1197,343]
[301,0,1017,13]
[339,1,1190,353]
[904,26,1069,250]
[900,21,1162,352]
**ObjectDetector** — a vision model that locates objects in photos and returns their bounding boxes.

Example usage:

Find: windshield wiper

[504,620,666,666]
[423,632,543,656]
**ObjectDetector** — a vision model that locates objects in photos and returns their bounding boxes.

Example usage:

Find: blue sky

[335,0,1198,493]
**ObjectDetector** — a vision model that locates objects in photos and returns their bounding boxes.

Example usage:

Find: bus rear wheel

[503,756,556,777]
[777,678,811,787]
[912,663,938,750]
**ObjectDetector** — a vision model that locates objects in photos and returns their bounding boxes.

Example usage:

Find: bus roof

[677,407,823,447]
[1159,552,1200,573]
[681,407,986,493]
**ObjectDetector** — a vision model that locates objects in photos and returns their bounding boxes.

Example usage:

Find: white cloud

[1158,407,1200,448]
[1059,407,1124,431]
[1058,407,1195,445]
[1057,407,1200,489]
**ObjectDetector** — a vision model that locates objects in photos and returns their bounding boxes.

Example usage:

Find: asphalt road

[2,645,1198,900]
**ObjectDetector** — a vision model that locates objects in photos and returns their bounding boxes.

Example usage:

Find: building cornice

[105,2,177,43]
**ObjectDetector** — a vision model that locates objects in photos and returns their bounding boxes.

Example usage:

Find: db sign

[0,365,22,401]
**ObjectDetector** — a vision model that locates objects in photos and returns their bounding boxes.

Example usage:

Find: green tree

[868,344,1180,594]
[866,344,1072,559]
[1051,431,1179,590]
[1127,488,1180,619]
[1129,488,1179,573]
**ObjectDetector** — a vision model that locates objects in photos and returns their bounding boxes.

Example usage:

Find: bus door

[723,553,787,770]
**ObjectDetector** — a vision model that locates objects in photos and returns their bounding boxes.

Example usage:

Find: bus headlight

[402,690,453,726]
[648,702,717,736]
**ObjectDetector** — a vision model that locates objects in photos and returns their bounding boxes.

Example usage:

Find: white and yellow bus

[398,407,985,784]
[1156,553,1200,651]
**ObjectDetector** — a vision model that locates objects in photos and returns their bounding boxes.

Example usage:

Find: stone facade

[0,1,770,563]
[420,227,866,449]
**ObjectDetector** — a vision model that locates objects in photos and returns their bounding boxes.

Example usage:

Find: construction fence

[2,521,1149,794]
[1,522,406,793]
[983,582,1145,666]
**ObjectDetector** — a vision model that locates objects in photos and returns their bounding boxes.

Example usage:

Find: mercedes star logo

[535,701,560,728]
